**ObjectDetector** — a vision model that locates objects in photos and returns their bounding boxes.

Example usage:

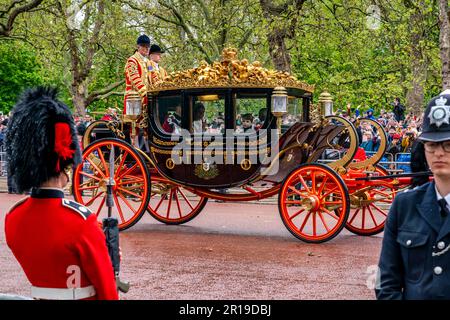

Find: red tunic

[124,52,149,114]
[4,188,119,300]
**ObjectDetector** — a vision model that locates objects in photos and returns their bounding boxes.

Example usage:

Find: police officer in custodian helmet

[376,90,450,299]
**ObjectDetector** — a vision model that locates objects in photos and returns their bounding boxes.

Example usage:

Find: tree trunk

[406,6,427,116]
[267,28,292,73]
[439,0,450,90]
[71,82,88,117]
[259,0,305,73]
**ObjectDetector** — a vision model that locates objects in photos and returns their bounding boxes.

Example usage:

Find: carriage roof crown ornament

[148,48,314,93]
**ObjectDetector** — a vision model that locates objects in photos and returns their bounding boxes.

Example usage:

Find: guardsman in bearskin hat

[124,34,151,115]
[4,87,118,300]
[148,44,168,85]
[376,90,450,300]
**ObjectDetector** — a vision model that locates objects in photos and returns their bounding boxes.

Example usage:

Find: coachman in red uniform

[124,34,151,114]
[4,87,118,300]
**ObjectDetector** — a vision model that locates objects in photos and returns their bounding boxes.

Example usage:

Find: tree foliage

[0,40,44,113]
[0,0,447,116]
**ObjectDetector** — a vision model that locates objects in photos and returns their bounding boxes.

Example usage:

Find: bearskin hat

[5,86,81,193]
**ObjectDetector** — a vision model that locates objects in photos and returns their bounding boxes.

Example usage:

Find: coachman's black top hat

[418,89,450,142]
[149,44,164,54]
[137,34,151,46]
[5,87,81,193]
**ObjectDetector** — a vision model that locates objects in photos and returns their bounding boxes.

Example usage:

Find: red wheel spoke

[97,148,108,176]
[318,211,330,233]
[321,187,338,199]
[289,208,305,220]
[322,207,339,221]
[311,171,316,194]
[117,163,138,180]
[312,212,317,236]
[166,189,174,218]
[153,194,166,212]
[362,207,366,230]
[288,186,307,197]
[116,151,129,176]
[78,185,101,191]
[348,209,360,225]
[85,191,105,206]
[177,188,195,210]
[118,192,138,215]
[299,212,311,233]
[119,177,145,185]
[297,174,311,193]
[317,175,329,195]
[95,196,106,216]
[86,156,107,179]
[285,200,303,205]
[286,190,308,198]
[117,187,143,199]
[80,171,102,182]
[113,193,126,223]
[367,206,379,227]
[323,201,342,205]
[370,203,388,217]
[174,189,182,218]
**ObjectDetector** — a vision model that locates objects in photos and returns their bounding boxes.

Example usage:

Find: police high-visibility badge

[429,96,450,128]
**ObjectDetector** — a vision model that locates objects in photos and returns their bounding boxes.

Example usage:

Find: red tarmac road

[0,193,383,300]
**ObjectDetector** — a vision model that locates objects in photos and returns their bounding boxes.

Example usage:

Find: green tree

[0,40,44,112]
[0,0,43,38]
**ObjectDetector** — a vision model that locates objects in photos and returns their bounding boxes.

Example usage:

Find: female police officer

[376,90,450,299]
[4,87,118,300]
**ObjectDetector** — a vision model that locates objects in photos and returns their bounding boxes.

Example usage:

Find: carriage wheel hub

[351,191,374,208]
[302,196,320,211]
[99,178,117,192]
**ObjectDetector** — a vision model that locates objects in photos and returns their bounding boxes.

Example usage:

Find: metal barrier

[0,145,6,176]
[318,149,412,174]
[395,153,412,173]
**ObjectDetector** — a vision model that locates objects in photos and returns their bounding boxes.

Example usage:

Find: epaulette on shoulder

[400,182,430,194]
[62,199,92,220]
[7,197,29,214]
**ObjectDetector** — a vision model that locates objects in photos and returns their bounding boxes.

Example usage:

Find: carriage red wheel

[73,138,150,231]
[146,176,208,225]
[278,163,350,243]
[345,165,395,236]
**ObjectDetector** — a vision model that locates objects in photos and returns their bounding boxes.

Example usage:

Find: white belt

[31,285,96,300]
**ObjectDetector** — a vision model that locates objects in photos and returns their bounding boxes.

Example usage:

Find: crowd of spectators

[0,113,10,149]
[333,98,422,169]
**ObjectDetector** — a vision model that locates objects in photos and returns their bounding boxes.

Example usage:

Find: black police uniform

[376,90,450,299]
[376,182,450,299]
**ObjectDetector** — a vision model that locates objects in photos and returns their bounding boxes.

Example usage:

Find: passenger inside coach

[162,104,182,134]
[193,102,206,133]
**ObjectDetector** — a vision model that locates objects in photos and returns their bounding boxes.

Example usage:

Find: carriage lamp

[271,87,288,135]
[124,94,143,147]
[125,94,142,121]
[318,91,334,116]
